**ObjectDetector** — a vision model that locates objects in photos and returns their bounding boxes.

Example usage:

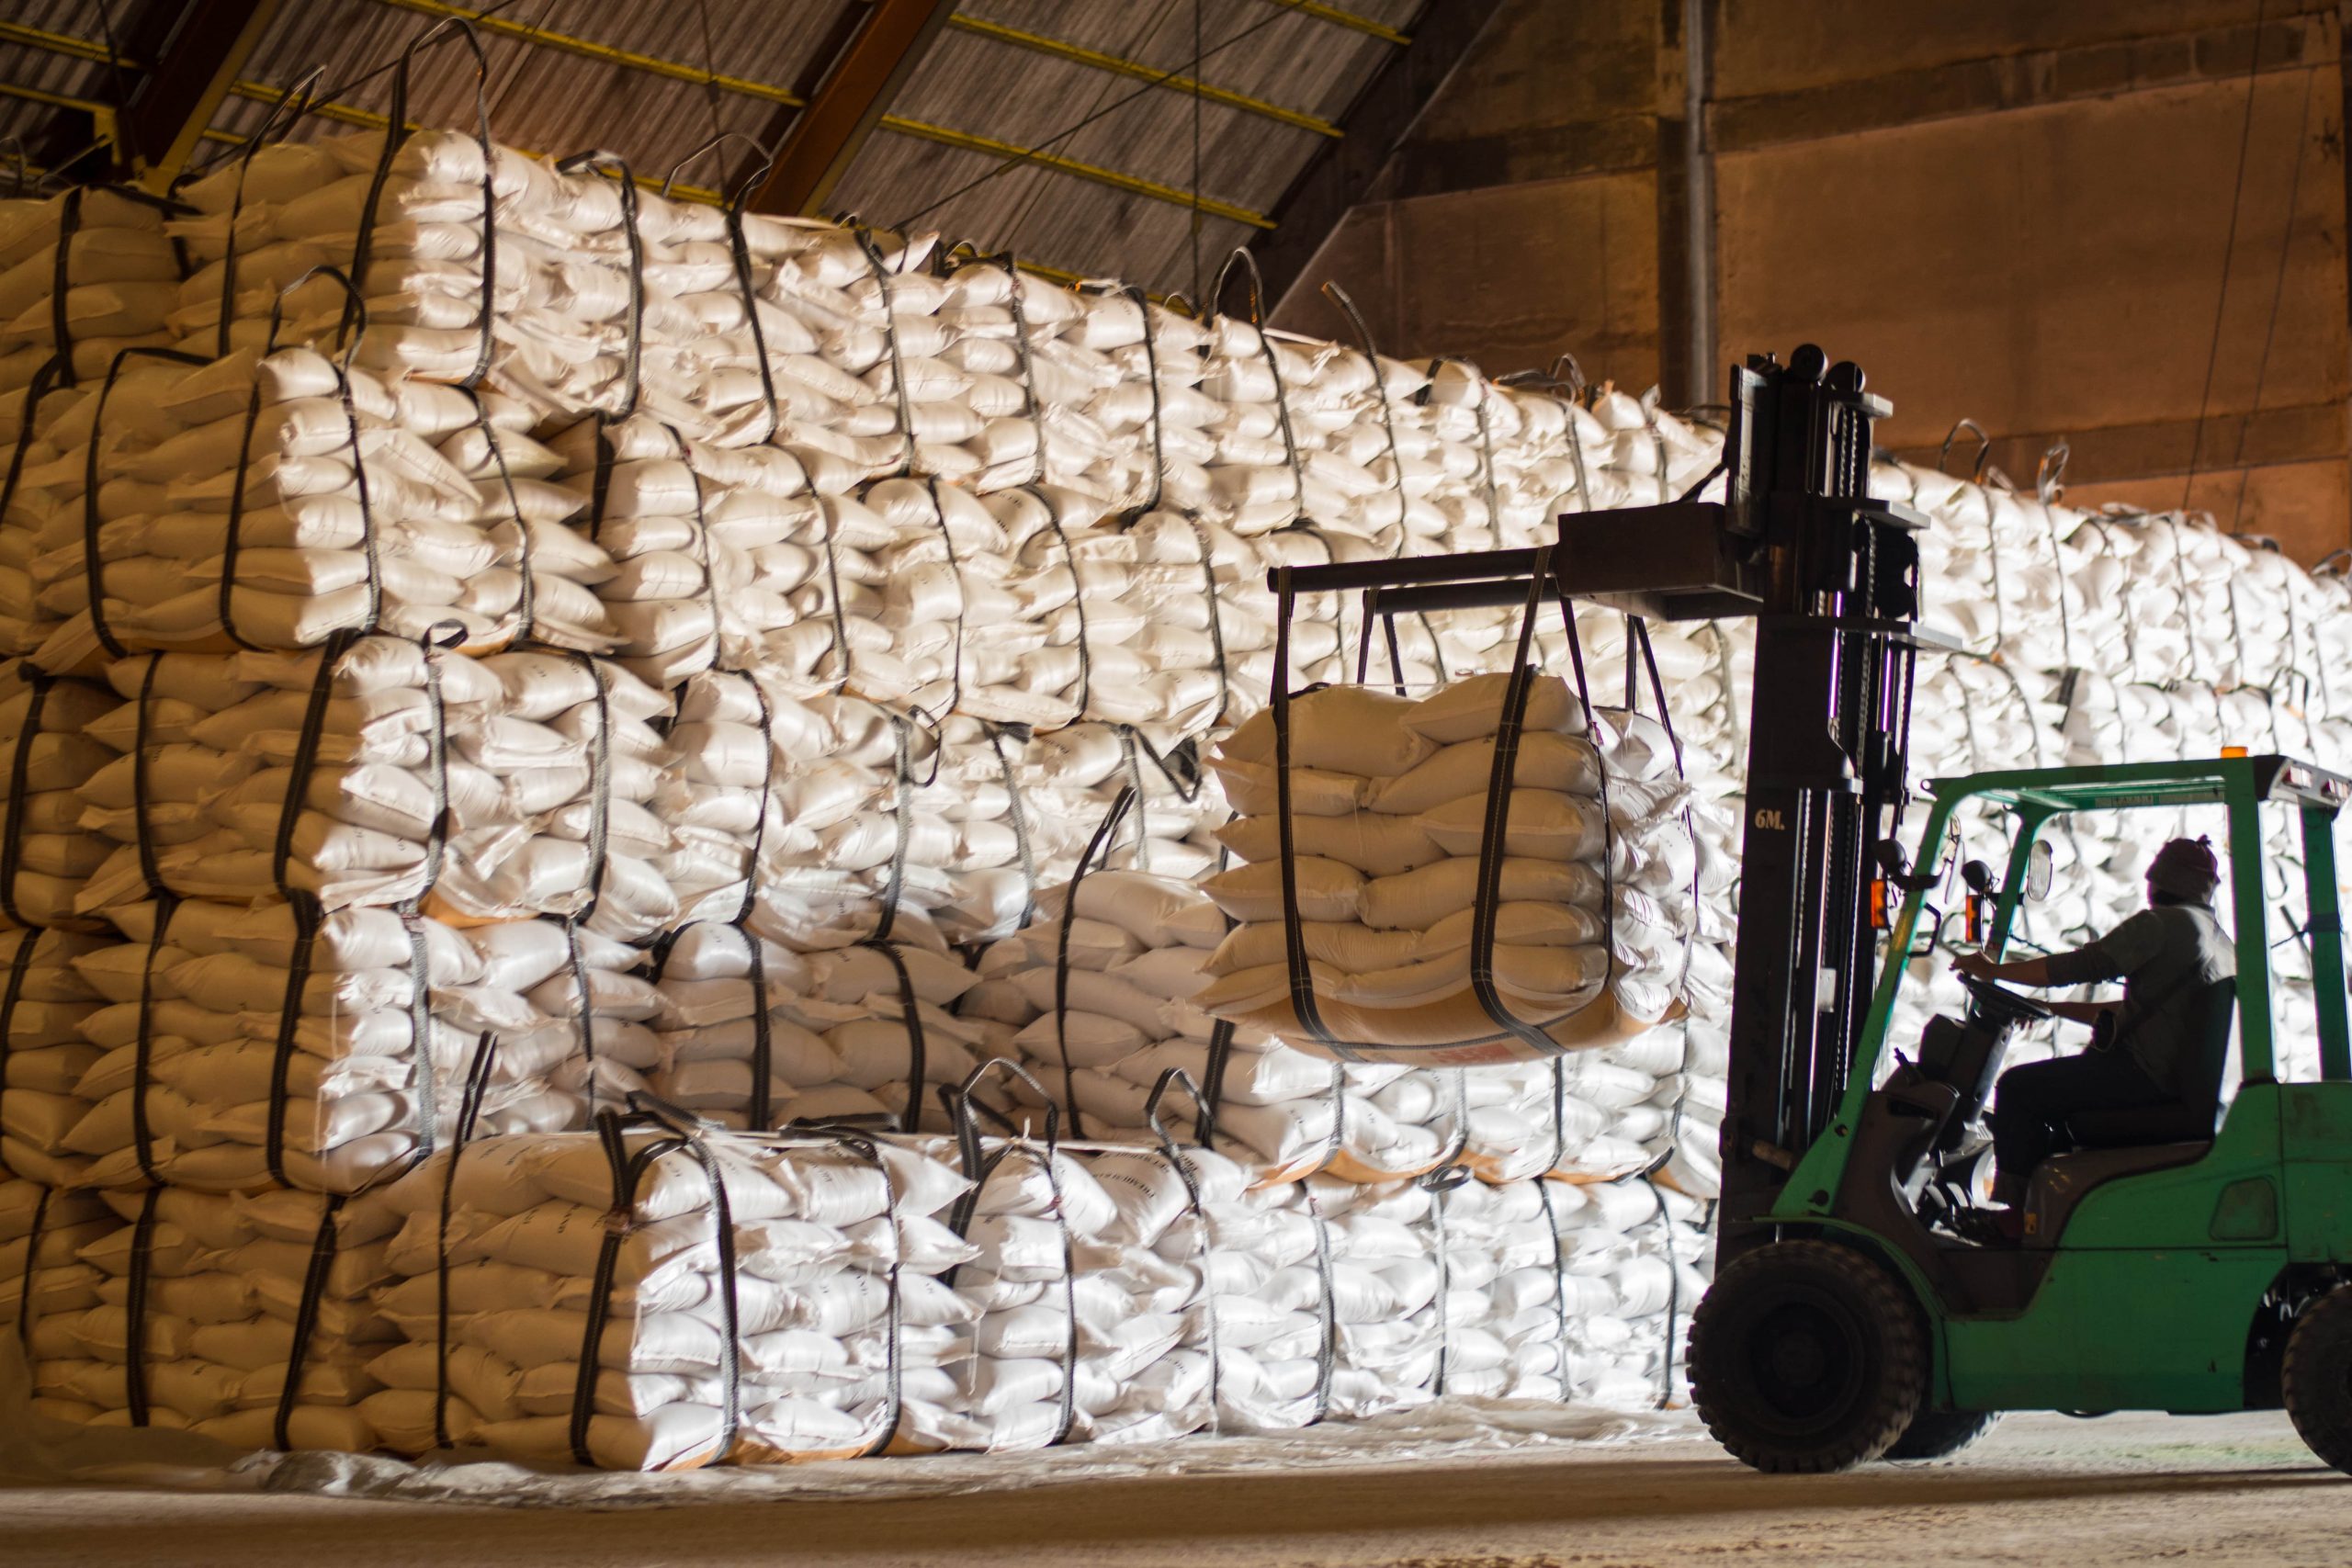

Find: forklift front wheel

[1884,1407,2001,1460]
[1689,1239,1927,1473]
[2283,1285,2352,1475]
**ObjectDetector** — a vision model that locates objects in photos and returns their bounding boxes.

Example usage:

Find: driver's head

[2146,836,2221,908]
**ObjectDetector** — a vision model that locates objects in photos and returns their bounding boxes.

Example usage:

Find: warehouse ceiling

[0,0,1464,307]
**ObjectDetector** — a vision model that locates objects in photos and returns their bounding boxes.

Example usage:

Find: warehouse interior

[1,3,2349,1564]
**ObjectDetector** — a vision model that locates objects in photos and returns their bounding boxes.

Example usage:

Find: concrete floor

[2,1412,2346,1568]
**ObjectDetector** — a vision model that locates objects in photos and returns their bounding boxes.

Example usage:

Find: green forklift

[1270,344,2352,1474]
[1690,753,2352,1472]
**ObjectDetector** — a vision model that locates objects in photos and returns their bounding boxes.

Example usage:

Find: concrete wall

[1273,0,2352,562]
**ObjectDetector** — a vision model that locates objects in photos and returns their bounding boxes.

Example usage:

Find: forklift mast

[1261,347,1925,1263]
[1708,349,1924,1262]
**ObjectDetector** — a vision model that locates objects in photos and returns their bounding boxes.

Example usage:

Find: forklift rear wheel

[1884,1408,2000,1460]
[2283,1284,2352,1475]
[1689,1239,1927,1473]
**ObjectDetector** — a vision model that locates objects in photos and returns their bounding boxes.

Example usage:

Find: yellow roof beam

[368,0,805,107]
[1260,0,1410,46]
[945,15,1337,137]
[11,14,1270,229]
[878,114,1273,228]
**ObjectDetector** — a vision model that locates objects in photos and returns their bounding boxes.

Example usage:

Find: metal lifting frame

[1262,348,1932,1268]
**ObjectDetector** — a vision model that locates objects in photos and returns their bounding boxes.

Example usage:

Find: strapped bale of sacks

[364,1111,976,1468]
[1197,658,1698,1065]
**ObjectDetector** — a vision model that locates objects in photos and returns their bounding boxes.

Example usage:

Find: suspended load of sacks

[1196,660,1700,1064]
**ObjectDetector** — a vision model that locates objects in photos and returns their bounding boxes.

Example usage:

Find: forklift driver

[1951,837,2235,1238]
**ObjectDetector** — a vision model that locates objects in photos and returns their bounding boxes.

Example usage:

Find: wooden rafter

[749,0,955,216]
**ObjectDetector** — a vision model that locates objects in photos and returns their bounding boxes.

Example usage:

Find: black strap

[554,152,644,419]
[0,671,51,930]
[921,478,967,721]
[263,899,319,1189]
[433,1033,497,1450]
[570,1110,673,1465]
[996,252,1047,488]
[564,920,600,1114]
[570,651,614,926]
[271,1193,346,1448]
[853,229,918,479]
[1464,547,1580,1055]
[0,355,68,556]
[48,187,83,383]
[868,711,936,946]
[207,68,323,360]
[741,924,775,1129]
[1194,1018,1237,1149]
[213,381,271,651]
[1187,519,1235,728]
[983,723,1040,931]
[1214,250,1306,523]
[130,897,176,1187]
[1116,282,1167,515]
[813,499,855,693]
[462,392,536,644]
[124,1187,160,1427]
[83,347,210,659]
[1143,1068,1222,1430]
[1305,1183,1337,1424]
[1535,1176,1572,1383]
[0,932,34,1179]
[665,133,782,441]
[1037,506,1093,726]
[14,1184,47,1351]
[585,416,619,546]
[1639,1174,1680,1408]
[396,909,440,1175]
[270,634,352,903]
[1268,568,1346,1058]
[266,269,383,637]
[346,20,496,387]
[857,940,931,1135]
[731,674,776,928]
[1054,787,1136,1137]
[672,1130,743,1461]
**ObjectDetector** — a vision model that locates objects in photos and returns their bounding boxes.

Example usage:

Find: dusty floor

[2,1412,2346,1568]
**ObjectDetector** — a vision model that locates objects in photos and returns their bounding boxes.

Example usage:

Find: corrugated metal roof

[3,0,1423,294]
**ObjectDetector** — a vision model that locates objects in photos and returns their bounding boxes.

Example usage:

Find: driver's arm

[1953,933,2128,991]
[1951,952,2062,986]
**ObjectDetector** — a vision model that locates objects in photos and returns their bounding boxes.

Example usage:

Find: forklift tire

[1884,1408,2001,1461]
[1689,1239,1927,1473]
[2284,1285,2352,1475]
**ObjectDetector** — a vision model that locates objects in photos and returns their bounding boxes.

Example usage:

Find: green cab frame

[1767,754,2352,1415]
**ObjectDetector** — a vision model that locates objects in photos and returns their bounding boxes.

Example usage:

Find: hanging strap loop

[553,151,646,421]
[345,17,497,387]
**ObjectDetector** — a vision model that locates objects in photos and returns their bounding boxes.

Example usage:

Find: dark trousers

[1990,1050,2173,1192]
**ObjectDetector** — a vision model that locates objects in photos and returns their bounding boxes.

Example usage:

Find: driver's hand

[1951,951,1997,982]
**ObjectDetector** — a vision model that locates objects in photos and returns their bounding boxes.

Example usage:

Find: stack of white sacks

[21,1187,393,1444]
[2,92,2346,1466]
[908,1105,1710,1448]
[361,1122,979,1468]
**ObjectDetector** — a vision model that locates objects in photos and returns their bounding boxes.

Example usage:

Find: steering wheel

[1957,973,2052,1026]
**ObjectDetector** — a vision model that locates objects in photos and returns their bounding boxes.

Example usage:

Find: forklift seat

[2020,977,2235,1247]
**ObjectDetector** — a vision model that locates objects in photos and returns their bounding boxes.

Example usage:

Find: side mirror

[2024,840,2053,903]
[1960,859,1992,946]
[1875,837,1935,892]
